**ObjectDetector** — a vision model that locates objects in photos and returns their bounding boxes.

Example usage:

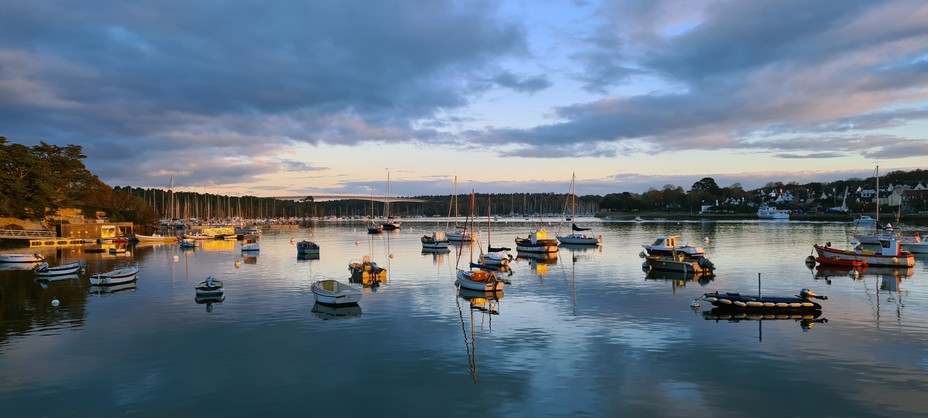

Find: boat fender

[800,302,814,307]
[805,255,815,264]
[746,301,763,307]
[763,302,775,307]
[704,297,718,303]
[734,301,746,307]
[892,257,898,264]
[789,303,802,308]
[717,298,732,305]
[776,303,789,308]
[639,251,646,258]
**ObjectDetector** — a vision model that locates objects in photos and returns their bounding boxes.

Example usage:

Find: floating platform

[29,238,91,247]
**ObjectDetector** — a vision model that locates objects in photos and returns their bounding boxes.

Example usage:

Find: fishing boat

[421,231,450,250]
[515,229,560,253]
[34,261,83,277]
[195,276,224,297]
[456,190,505,292]
[556,173,602,245]
[812,236,914,267]
[0,253,44,263]
[904,239,928,254]
[348,255,387,286]
[89,262,140,286]
[702,288,827,312]
[641,235,706,259]
[297,240,320,255]
[311,278,362,306]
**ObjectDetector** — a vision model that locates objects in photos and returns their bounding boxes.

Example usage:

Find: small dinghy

[195,276,224,297]
[311,278,362,306]
[34,261,83,277]
[89,262,140,286]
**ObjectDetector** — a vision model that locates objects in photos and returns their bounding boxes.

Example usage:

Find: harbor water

[2,219,928,417]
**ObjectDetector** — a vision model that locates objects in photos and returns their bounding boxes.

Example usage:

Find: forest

[2,136,926,227]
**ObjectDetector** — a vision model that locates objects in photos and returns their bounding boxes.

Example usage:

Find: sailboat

[852,165,918,246]
[367,188,383,234]
[456,190,504,292]
[380,171,402,230]
[478,196,512,266]
[446,176,478,242]
[556,173,602,245]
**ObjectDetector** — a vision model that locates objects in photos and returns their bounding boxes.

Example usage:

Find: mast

[875,165,880,226]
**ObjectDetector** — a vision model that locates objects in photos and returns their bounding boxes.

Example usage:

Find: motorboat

[641,235,706,259]
[195,276,224,297]
[89,262,140,286]
[178,238,197,249]
[347,256,387,286]
[757,205,790,219]
[421,231,450,250]
[0,253,45,263]
[702,288,827,312]
[904,239,928,254]
[514,229,559,253]
[643,254,715,274]
[34,261,83,277]
[813,237,914,267]
[297,240,320,255]
[241,234,260,252]
[311,278,362,306]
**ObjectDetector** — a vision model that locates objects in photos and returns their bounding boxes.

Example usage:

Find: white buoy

[235,260,242,268]
[51,297,60,307]
[389,253,395,259]
[704,236,710,243]
[173,255,179,262]
[690,298,701,309]
[126,251,131,256]
[355,240,360,246]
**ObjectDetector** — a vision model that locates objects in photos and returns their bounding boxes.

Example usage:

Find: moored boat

[515,229,559,253]
[421,231,450,250]
[241,234,260,252]
[297,240,320,255]
[348,256,387,286]
[641,235,706,259]
[0,253,45,263]
[812,237,914,267]
[702,288,827,312]
[135,233,178,242]
[34,261,83,277]
[644,254,715,274]
[89,262,140,286]
[195,276,224,297]
[311,278,362,306]
[456,263,505,292]
[757,205,790,219]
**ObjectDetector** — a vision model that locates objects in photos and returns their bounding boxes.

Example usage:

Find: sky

[2,0,928,198]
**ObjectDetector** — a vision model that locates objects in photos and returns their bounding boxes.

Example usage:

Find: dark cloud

[491,71,552,93]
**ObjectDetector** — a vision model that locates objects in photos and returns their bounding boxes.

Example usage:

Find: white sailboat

[446,176,478,242]
[381,171,401,230]
[556,173,602,245]
[456,190,504,292]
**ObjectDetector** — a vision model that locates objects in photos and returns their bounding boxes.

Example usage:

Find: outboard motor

[697,258,715,271]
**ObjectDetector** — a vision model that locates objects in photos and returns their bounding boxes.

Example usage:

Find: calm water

[2,219,928,417]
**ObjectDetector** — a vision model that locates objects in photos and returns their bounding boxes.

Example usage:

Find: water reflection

[89,281,138,295]
[455,288,503,385]
[644,269,715,291]
[195,294,225,313]
[297,252,320,262]
[516,252,558,278]
[703,308,828,333]
[311,302,362,320]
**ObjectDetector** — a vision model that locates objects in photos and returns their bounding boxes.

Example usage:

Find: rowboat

[89,262,140,285]
[0,253,45,263]
[195,276,224,297]
[456,263,505,292]
[311,279,362,306]
[297,240,320,255]
[34,261,83,277]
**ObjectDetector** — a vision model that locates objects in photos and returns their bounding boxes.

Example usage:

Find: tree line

[4,137,926,227]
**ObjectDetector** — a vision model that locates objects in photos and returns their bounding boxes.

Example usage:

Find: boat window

[881,240,890,249]
[652,239,664,245]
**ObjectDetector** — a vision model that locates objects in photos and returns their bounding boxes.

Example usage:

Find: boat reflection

[297,252,320,262]
[243,254,258,265]
[455,287,503,384]
[311,302,362,320]
[814,265,913,284]
[516,252,558,277]
[89,281,138,295]
[557,243,602,254]
[421,247,451,264]
[195,294,225,313]
[645,269,715,287]
[703,308,827,331]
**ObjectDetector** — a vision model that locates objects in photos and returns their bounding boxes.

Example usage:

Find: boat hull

[89,264,140,285]
[644,255,714,274]
[456,269,504,292]
[0,253,44,263]
[555,234,602,245]
[311,279,362,306]
[34,262,82,277]
[814,244,914,267]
